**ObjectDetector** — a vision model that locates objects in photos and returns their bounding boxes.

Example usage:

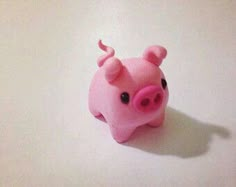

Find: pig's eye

[120,92,130,104]
[161,78,167,90]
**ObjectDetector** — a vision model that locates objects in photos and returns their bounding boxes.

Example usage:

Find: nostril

[141,98,150,107]
[154,94,161,103]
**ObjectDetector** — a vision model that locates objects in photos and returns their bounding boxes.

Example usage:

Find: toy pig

[88,40,169,143]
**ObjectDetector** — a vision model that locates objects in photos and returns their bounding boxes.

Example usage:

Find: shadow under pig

[124,107,231,158]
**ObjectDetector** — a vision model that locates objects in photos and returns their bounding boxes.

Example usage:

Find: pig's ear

[103,57,123,83]
[143,46,167,66]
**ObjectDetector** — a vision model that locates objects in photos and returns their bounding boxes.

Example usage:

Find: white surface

[0,1,236,187]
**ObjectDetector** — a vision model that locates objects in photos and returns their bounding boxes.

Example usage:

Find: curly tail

[97,40,115,67]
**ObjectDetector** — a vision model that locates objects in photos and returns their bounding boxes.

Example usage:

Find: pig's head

[97,40,169,127]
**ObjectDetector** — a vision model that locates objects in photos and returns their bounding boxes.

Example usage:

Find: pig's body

[89,41,169,143]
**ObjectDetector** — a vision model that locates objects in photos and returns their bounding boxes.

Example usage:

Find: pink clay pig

[89,40,169,143]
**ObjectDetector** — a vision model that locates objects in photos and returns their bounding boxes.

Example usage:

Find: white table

[1,1,235,186]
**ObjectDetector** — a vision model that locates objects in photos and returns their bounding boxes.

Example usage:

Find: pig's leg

[89,106,107,123]
[95,113,107,122]
[148,110,165,128]
[89,104,99,116]
[109,125,136,143]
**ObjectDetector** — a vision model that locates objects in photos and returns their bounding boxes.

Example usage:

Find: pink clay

[89,40,169,143]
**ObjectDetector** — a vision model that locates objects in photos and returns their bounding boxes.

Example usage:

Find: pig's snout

[133,85,163,113]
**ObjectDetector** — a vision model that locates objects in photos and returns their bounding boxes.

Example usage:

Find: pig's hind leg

[95,113,107,122]
[89,106,107,123]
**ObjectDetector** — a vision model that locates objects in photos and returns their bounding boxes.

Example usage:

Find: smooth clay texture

[0,1,236,187]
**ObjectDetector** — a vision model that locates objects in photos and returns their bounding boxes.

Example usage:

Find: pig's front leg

[148,110,165,128]
[109,125,136,143]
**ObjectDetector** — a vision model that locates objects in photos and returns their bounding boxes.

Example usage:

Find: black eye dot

[120,92,130,104]
[161,79,167,89]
